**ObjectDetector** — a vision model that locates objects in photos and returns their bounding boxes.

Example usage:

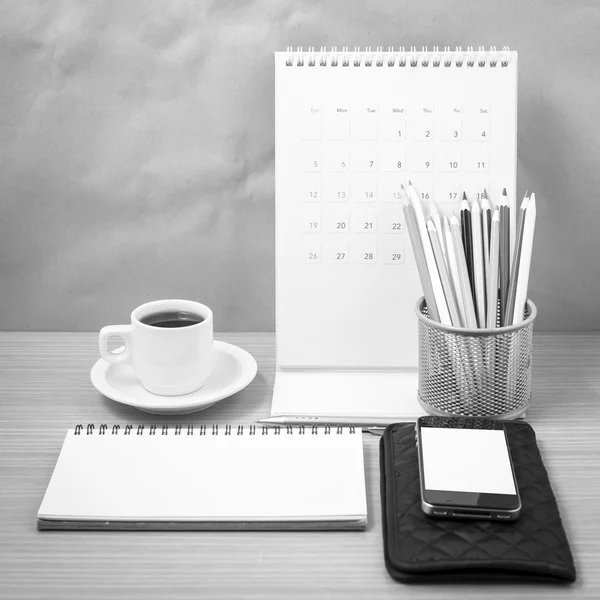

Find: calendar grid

[276,50,517,369]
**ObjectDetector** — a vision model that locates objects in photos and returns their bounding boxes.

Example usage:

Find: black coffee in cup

[140,310,205,328]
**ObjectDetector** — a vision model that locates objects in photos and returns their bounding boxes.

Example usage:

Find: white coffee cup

[99,299,213,396]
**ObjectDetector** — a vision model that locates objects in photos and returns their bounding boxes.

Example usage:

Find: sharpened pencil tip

[462,191,467,200]
[400,183,405,189]
[502,188,507,195]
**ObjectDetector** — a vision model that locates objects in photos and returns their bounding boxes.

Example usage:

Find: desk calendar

[273,47,517,418]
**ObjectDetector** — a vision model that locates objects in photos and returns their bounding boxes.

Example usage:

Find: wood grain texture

[1,332,599,599]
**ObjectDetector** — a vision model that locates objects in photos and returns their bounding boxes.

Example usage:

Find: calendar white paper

[275,48,517,380]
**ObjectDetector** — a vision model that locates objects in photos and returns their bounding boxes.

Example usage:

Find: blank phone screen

[421,428,516,495]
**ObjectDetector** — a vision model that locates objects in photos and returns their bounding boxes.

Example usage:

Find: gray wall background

[1,0,599,332]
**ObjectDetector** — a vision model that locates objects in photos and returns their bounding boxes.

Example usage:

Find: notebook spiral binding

[74,424,357,436]
[285,46,512,68]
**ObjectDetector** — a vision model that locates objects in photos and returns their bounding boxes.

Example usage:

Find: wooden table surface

[1,332,599,599]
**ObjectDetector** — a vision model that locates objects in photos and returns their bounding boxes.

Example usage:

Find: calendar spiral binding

[74,423,357,436]
[285,46,513,68]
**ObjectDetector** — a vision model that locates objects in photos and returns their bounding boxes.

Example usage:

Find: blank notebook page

[38,427,367,529]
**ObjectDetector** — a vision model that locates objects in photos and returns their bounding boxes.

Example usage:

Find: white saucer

[90,340,258,415]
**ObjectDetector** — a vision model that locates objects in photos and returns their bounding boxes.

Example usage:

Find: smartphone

[416,416,521,521]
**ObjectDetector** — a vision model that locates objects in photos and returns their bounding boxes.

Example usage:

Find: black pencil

[483,190,492,242]
[498,188,511,326]
[481,190,492,316]
[460,193,475,306]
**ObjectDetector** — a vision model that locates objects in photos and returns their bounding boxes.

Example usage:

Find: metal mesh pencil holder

[416,297,537,419]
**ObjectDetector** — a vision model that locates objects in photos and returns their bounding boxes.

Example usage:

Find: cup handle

[99,325,132,365]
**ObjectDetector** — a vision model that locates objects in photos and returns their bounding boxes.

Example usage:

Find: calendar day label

[299,207,322,233]
[410,117,435,142]
[437,146,462,172]
[296,176,322,203]
[351,105,378,140]
[351,144,378,172]
[413,104,434,116]
[352,208,378,234]
[464,146,490,172]
[409,179,434,204]
[352,238,377,263]
[323,144,350,171]
[445,104,462,115]
[381,104,406,116]
[380,144,406,172]
[382,238,406,264]
[302,104,322,140]
[300,144,321,171]
[435,178,462,205]
[323,206,350,234]
[464,115,491,142]
[352,177,378,203]
[440,117,463,142]
[410,144,434,172]
[323,239,350,264]
[300,239,321,264]
[323,104,350,140]
[381,104,406,141]
[462,181,490,202]
[380,204,406,234]
[381,116,406,142]
[323,178,349,203]
[379,179,405,203]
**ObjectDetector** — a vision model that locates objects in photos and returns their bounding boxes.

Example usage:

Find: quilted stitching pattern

[381,422,576,582]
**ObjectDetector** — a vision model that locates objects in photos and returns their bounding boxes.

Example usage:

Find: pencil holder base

[417,394,529,420]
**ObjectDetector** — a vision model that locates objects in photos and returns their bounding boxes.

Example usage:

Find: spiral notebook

[37,424,367,531]
[273,46,517,419]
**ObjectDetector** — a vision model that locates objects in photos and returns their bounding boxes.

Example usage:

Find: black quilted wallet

[380,422,576,583]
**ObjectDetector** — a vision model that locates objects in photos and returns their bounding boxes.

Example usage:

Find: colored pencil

[498,188,511,326]
[512,194,537,323]
[471,197,486,327]
[481,190,492,292]
[450,215,478,329]
[505,194,530,325]
[460,193,475,304]
[402,194,440,323]
[443,215,467,327]
[486,209,501,328]
[407,182,451,325]
[428,219,462,327]
[429,201,447,261]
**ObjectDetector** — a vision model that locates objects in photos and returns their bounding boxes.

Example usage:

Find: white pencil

[486,209,501,328]
[450,215,478,329]
[428,201,447,261]
[470,197,486,327]
[512,193,537,324]
[427,219,462,327]
[443,215,466,326]
[408,182,451,325]
[402,194,440,323]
